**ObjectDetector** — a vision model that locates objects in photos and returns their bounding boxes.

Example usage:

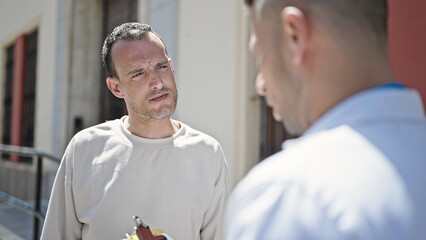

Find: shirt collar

[282,84,424,150]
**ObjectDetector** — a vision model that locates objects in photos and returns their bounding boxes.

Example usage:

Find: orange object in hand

[134,216,166,240]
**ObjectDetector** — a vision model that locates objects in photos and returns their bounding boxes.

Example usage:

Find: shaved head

[246,0,388,50]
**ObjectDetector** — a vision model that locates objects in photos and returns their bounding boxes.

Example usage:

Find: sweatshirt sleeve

[40,138,82,239]
[200,145,231,240]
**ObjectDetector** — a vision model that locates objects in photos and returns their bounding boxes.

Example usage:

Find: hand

[133,216,166,240]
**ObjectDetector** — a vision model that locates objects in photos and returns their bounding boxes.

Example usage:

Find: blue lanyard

[376,82,405,89]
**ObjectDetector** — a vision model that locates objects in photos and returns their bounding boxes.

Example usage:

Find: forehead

[251,0,281,33]
[252,0,269,23]
[251,1,273,32]
[111,33,167,62]
[251,14,273,49]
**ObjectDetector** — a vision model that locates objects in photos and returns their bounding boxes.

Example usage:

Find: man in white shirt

[226,0,426,239]
[41,22,230,240]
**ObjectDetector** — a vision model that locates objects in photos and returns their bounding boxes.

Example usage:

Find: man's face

[110,34,178,120]
[251,11,303,135]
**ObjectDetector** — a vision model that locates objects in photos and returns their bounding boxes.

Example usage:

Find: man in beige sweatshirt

[41,22,230,240]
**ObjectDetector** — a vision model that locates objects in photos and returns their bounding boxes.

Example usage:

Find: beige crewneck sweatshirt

[41,117,230,240]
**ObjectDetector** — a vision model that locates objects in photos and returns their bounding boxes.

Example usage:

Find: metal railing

[0,144,60,240]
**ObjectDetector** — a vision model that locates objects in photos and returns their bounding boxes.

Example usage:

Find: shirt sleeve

[200,146,231,240]
[40,138,82,240]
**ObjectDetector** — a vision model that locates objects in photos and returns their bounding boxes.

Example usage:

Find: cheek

[267,80,281,102]
[259,63,277,90]
[122,82,148,100]
[163,73,177,89]
[260,52,278,79]
[261,54,291,94]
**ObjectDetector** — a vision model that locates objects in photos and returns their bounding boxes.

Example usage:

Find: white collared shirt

[226,86,426,240]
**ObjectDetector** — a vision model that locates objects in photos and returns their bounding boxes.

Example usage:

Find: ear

[168,58,175,73]
[106,77,125,99]
[280,6,309,65]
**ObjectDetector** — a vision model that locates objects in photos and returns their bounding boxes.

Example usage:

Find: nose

[255,72,266,96]
[149,71,163,90]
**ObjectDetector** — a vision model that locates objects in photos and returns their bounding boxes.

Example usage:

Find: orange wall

[388,0,426,109]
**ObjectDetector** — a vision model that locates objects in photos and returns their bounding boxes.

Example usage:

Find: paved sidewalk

[0,224,24,240]
[0,203,42,240]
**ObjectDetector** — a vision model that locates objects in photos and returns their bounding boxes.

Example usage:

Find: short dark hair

[245,0,388,46]
[101,22,168,79]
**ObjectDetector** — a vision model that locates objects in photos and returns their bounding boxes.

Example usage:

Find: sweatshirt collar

[114,116,189,149]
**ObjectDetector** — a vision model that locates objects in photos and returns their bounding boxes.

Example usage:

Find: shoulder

[63,119,123,158]
[178,121,224,152]
[61,119,125,173]
[72,119,120,144]
[235,124,408,202]
[227,125,413,239]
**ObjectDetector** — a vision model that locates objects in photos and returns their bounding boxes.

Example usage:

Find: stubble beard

[273,44,304,137]
[129,88,178,120]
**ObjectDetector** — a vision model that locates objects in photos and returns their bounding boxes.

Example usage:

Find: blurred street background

[0,0,425,239]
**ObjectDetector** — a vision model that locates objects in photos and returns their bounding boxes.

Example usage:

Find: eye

[158,64,168,70]
[132,71,145,78]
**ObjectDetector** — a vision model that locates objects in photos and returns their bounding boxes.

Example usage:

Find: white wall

[66,0,103,144]
[234,2,263,185]
[52,0,71,157]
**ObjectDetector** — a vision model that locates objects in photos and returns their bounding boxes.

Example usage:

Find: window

[2,45,14,148]
[2,29,38,163]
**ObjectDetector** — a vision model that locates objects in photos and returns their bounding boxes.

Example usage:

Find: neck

[307,44,395,130]
[124,114,180,139]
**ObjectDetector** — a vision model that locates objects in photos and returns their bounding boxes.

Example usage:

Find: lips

[149,91,169,102]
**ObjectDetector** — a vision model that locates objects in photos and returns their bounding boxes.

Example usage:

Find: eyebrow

[156,60,169,67]
[127,67,144,76]
[127,60,169,76]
